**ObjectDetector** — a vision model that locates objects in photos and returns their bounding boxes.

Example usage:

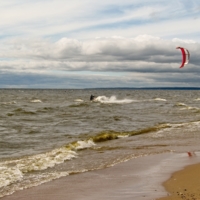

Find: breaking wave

[0,140,96,197]
[94,96,134,104]
[0,123,170,192]
[154,98,167,101]
[30,99,42,103]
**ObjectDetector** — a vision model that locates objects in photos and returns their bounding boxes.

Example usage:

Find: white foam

[3,147,77,173]
[1,139,96,183]
[0,166,23,188]
[74,99,84,102]
[117,135,129,138]
[76,140,96,150]
[152,121,200,137]
[30,99,42,103]
[0,140,96,196]
[95,96,133,104]
[1,101,16,105]
[0,171,69,198]
[180,106,199,110]
[154,98,167,101]
[0,146,79,196]
[176,102,187,106]
[188,106,199,110]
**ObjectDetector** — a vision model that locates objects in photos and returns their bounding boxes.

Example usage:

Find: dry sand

[1,152,200,200]
[158,162,200,200]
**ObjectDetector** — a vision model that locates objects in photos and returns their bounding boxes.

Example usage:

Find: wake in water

[94,96,134,104]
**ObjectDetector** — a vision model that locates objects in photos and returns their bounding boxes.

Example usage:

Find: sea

[0,88,200,198]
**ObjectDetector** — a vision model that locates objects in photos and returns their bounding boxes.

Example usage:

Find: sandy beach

[158,162,200,200]
[1,152,200,200]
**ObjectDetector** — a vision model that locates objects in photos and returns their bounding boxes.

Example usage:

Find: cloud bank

[0,35,199,88]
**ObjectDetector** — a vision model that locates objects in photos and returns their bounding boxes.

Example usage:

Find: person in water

[90,95,96,101]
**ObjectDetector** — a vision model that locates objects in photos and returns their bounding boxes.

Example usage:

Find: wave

[154,98,167,101]
[174,103,200,111]
[30,99,42,103]
[36,107,55,113]
[180,106,200,111]
[90,123,171,143]
[94,96,134,104]
[0,166,23,188]
[66,140,96,151]
[0,170,69,198]
[175,102,187,107]
[8,108,36,116]
[152,121,200,138]
[2,149,76,174]
[0,123,169,192]
[1,101,16,105]
[0,140,95,192]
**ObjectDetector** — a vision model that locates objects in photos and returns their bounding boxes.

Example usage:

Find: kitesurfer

[90,95,97,101]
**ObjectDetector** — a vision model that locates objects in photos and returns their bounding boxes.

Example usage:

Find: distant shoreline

[84,87,200,90]
[0,87,200,90]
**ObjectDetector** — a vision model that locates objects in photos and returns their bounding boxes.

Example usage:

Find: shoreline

[1,152,200,200]
[158,162,200,200]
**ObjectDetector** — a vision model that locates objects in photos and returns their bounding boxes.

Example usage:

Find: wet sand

[1,152,200,200]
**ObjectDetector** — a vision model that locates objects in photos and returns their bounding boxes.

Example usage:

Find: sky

[0,0,200,88]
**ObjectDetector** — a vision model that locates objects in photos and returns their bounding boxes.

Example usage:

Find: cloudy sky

[0,0,200,88]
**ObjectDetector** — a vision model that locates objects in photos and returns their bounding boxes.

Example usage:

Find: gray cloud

[0,35,199,88]
[1,35,199,69]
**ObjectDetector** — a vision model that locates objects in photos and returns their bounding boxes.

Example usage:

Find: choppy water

[0,89,200,198]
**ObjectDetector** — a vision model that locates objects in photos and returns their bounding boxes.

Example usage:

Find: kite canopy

[176,47,190,68]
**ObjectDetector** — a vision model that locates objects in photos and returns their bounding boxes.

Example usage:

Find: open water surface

[0,89,200,197]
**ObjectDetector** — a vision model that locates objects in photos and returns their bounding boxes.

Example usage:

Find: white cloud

[172,38,196,44]
[1,0,200,40]
[0,35,199,73]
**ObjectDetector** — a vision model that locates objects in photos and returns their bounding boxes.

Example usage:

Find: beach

[1,152,200,200]
[158,162,200,200]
